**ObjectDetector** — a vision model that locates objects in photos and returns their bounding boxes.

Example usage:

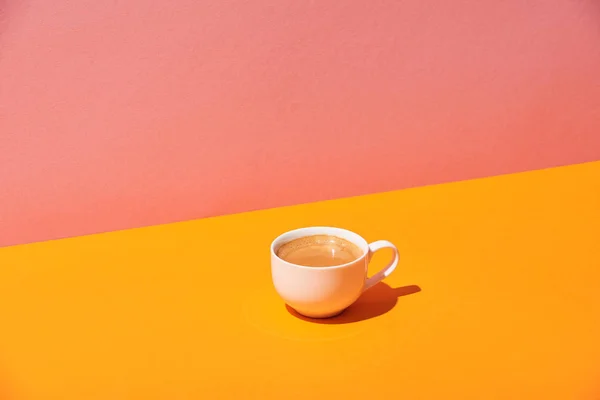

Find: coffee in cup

[271,227,400,318]
[275,234,363,267]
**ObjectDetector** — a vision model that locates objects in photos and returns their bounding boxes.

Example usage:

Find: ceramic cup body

[270,227,399,318]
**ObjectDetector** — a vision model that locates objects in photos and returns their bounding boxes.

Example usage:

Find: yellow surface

[0,161,599,399]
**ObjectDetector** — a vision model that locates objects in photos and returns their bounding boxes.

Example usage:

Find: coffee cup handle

[364,240,399,292]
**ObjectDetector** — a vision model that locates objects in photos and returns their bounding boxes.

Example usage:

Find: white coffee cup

[270,227,399,318]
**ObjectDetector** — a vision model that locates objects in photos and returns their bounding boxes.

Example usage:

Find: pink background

[1,0,600,247]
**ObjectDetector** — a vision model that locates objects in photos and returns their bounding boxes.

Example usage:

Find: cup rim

[270,226,369,270]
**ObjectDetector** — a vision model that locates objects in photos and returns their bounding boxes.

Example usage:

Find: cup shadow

[286,283,421,324]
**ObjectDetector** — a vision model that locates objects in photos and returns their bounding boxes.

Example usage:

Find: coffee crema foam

[276,235,363,267]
